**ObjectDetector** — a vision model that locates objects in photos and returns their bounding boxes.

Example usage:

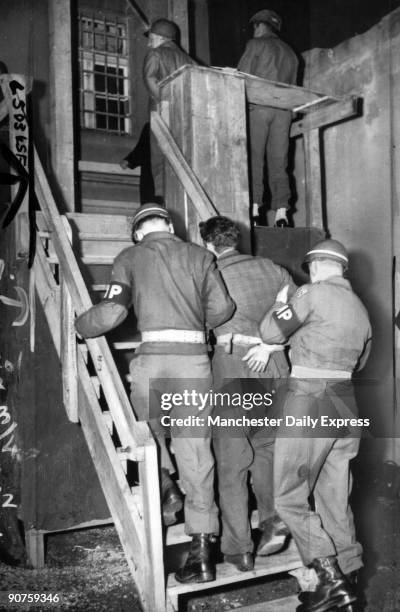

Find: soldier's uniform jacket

[259,276,372,372]
[237,32,298,84]
[215,250,297,337]
[143,40,195,104]
[75,231,235,355]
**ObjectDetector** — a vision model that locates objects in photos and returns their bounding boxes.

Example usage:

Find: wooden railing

[20,148,166,611]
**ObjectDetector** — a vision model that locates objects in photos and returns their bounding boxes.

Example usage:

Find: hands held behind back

[242,343,284,373]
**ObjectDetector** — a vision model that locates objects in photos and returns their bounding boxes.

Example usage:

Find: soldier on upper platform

[238,9,299,227]
[120,19,196,200]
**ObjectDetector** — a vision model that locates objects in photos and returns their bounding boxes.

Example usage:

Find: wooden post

[48,0,75,212]
[139,442,166,611]
[25,530,45,569]
[303,129,323,229]
[151,111,217,222]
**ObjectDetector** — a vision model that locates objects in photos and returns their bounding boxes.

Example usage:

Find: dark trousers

[214,430,275,555]
[124,122,156,202]
[273,377,363,573]
[248,104,292,209]
[212,346,283,555]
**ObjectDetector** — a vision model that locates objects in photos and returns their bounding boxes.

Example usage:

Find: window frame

[77,10,131,136]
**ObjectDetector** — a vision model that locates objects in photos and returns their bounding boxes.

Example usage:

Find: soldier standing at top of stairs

[120,19,196,202]
[238,9,299,228]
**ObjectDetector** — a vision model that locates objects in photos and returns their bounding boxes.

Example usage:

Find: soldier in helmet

[238,9,298,227]
[143,19,195,105]
[75,203,235,584]
[120,19,196,199]
[258,239,372,611]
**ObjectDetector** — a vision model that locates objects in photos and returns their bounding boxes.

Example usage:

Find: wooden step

[236,595,298,611]
[166,541,302,610]
[166,521,189,546]
[37,211,134,265]
[78,160,140,176]
[47,253,118,265]
[36,211,133,236]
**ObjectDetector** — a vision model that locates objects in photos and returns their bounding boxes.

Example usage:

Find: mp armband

[272,304,301,335]
[103,282,131,307]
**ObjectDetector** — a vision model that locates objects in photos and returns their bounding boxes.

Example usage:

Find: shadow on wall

[349,249,394,440]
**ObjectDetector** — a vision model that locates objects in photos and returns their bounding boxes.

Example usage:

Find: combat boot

[175,534,216,583]
[297,556,357,612]
[161,468,183,526]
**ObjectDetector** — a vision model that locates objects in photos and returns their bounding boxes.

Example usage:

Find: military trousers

[273,377,363,574]
[248,104,292,209]
[129,351,219,535]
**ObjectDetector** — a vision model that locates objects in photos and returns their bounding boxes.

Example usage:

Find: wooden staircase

[26,160,304,610]
[22,148,165,611]
[2,66,360,611]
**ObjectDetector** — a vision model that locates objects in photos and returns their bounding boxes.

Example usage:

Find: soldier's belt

[291,365,351,379]
[216,333,261,347]
[141,329,206,344]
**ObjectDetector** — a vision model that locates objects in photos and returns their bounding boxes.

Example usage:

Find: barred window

[78,12,131,134]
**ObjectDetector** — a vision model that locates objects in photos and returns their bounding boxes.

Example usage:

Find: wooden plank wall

[161,66,251,251]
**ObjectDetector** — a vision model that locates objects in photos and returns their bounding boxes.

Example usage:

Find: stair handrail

[33,146,151,460]
[150,111,219,220]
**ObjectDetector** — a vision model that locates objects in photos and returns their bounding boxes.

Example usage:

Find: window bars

[78,12,131,135]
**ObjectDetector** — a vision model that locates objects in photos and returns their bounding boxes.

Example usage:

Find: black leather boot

[297,556,357,612]
[161,468,183,526]
[175,534,216,583]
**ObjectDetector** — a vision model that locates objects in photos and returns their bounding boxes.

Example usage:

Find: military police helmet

[303,239,349,270]
[249,9,282,31]
[131,203,170,232]
[147,18,178,40]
